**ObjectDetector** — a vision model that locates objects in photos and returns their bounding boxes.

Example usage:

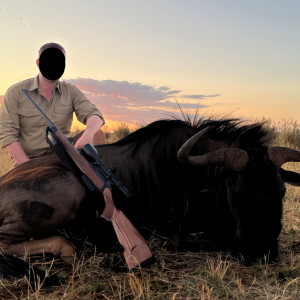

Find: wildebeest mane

[103,114,268,157]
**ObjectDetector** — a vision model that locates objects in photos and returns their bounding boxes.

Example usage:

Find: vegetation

[113,122,132,140]
[0,118,300,299]
[257,117,300,149]
[69,125,83,138]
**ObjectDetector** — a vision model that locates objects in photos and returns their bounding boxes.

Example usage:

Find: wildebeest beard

[0,116,299,275]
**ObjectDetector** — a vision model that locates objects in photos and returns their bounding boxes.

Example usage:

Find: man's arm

[74,115,104,148]
[72,85,105,127]
[0,89,29,164]
[72,85,106,148]
[5,141,30,165]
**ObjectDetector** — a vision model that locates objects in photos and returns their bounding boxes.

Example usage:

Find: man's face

[36,48,66,81]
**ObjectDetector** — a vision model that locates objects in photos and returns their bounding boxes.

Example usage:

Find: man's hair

[38,42,66,58]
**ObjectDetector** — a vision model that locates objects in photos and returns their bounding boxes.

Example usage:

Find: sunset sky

[0,0,299,131]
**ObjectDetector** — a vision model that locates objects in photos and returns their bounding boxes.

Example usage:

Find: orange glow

[71,113,133,133]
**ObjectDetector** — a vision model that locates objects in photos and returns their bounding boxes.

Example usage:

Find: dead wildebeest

[0,116,300,287]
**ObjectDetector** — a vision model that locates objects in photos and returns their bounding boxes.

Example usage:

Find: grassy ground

[0,119,300,299]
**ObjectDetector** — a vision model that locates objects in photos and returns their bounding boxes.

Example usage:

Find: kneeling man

[0,42,105,166]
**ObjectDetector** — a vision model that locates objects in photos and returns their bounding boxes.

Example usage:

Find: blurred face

[36,48,66,81]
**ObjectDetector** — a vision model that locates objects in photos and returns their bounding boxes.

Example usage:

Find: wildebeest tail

[0,251,62,289]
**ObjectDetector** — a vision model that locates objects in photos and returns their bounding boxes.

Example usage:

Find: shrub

[257,117,300,149]
[69,125,83,137]
[134,121,148,131]
[276,118,300,149]
[101,125,111,140]
[113,122,131,140]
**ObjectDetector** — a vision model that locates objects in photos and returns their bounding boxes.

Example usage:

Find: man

[0,42,105,166]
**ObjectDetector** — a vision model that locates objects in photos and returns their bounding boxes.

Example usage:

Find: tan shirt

[0,75,105,158]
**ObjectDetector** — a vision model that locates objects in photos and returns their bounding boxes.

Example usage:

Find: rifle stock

[55,130,154,271]
[102,189,153,270]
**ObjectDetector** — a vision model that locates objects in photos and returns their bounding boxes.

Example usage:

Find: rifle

[21,89,154,271]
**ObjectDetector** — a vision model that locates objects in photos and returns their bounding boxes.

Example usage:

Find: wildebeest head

[177,125,300,264]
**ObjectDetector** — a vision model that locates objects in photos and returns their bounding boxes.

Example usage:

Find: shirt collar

[28,74,62,95]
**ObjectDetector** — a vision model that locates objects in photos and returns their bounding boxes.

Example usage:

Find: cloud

[62,78,214,124]
[63,78,182,104]
[182,94,220,99]
[0,78,221,125]
[1,78,220,125]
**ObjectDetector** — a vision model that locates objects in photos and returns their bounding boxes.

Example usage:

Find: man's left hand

[74,129,94,149]
[74,115,105,148]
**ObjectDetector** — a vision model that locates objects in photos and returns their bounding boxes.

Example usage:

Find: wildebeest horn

[268,147,300,169]
[177,127,249,171]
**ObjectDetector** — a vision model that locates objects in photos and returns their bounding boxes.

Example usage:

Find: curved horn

[177,127,249,171]
[268,147,300,169]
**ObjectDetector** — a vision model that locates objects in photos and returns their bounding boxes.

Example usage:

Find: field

[1,118,300,299]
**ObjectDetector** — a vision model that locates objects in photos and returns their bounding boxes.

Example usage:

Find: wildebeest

[0,116,300,286]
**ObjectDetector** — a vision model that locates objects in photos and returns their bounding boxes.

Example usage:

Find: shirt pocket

[18,108,44,130]
[54,106,73,133]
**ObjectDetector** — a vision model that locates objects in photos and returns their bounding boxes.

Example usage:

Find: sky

[0,0,299,130]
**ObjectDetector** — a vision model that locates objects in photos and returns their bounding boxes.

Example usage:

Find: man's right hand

[5,141,30,165]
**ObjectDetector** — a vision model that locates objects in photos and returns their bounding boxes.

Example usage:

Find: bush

[113,122,131,140]
[255,117,278,146]
[276,119,300,149]
[134,121,148,131]
[256,117,300,149]
[102,125,111,140]
[69,125,83,137]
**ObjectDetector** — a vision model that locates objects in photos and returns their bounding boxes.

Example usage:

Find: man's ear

[36,59,39,68]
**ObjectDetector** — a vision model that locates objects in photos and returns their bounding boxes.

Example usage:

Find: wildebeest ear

[280,168,300,186]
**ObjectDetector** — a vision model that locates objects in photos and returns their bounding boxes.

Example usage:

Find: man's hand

[5,141,30,165]
[74,115,105,148]
[74,129,94,149]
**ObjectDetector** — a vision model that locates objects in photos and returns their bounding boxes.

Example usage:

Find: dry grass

[0,147,14,176]
[1,118,300,299]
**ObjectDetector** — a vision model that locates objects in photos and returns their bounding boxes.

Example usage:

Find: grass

[1,118,300,299]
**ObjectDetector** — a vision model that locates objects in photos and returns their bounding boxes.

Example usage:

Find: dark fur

[80,117,286,263]
[0,116,295,284]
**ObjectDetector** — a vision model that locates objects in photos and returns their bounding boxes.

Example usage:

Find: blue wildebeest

[0,116,299,287]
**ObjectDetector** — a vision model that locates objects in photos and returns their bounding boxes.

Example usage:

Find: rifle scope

[81,143,133,199]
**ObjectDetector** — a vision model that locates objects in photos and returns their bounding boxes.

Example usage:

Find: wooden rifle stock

[55,130,154,271]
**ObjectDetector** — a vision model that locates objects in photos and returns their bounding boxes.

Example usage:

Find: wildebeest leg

[0,236,76,266]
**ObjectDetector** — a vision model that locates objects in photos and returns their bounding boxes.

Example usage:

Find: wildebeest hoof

[61,256,75,266]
